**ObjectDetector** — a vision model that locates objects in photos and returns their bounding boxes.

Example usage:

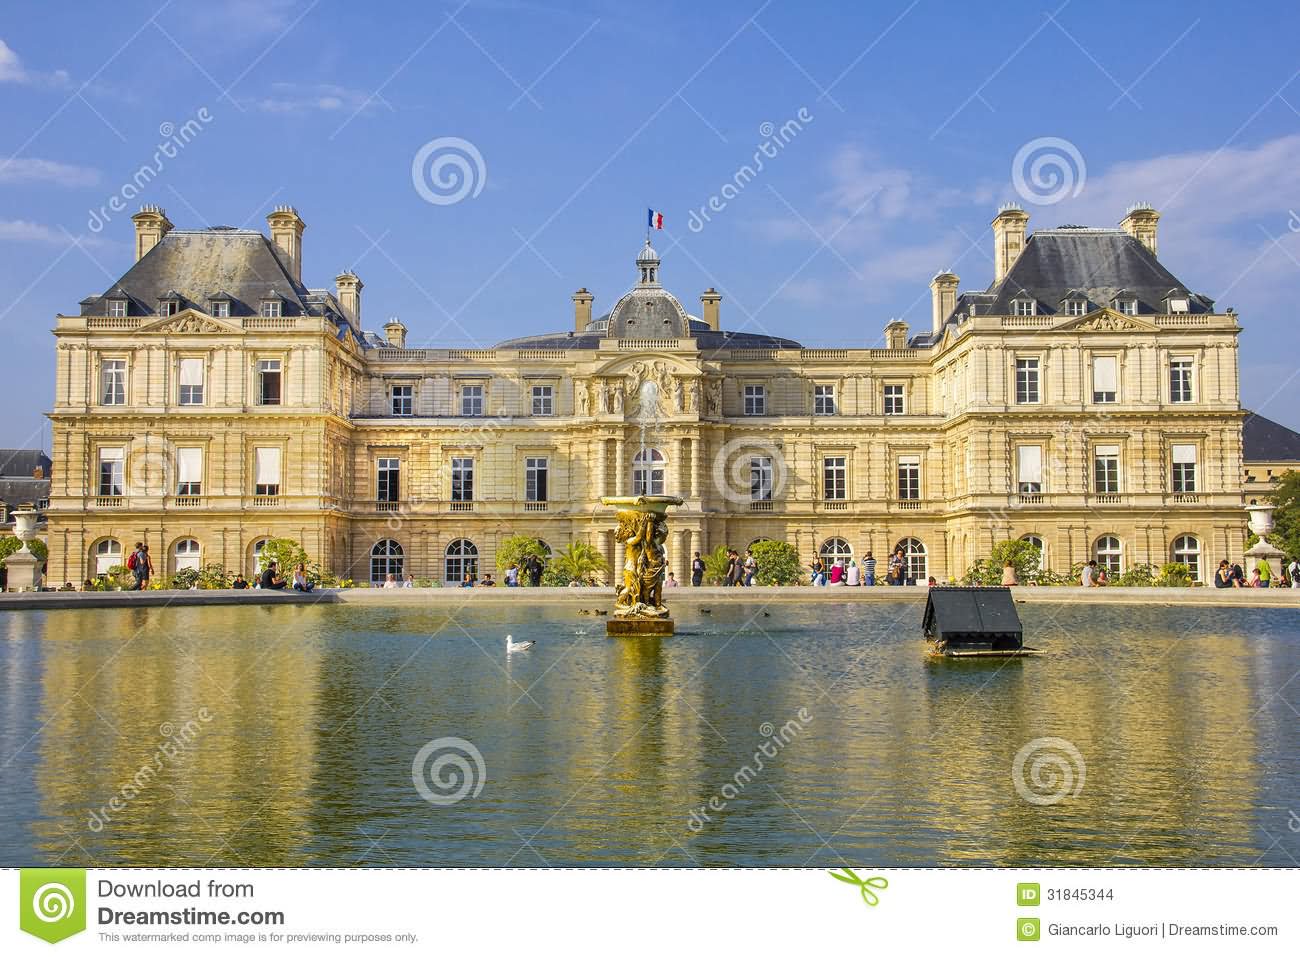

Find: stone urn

[601,495,684,637]
[1244,503,1285,576]
[3,507,44,592]
[1246,503,1276,541]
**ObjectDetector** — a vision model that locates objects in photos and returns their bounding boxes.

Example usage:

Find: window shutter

[255,447,282,486]
[1093,356,1117,392]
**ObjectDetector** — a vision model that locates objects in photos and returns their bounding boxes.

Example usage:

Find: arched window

[1172,534,1201,582]
[1020,534,1046,571]
[371,539,404,584]
[1095,535,1122,576]
[173,539,201,573]
[249,538,270,577]
[820,537,853,565]
[631,448,666,496]
[893,537,928,581]
[444,539,478,583]
[93,539,122,576]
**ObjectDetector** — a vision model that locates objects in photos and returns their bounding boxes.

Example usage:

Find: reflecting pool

[1,600,1297,866]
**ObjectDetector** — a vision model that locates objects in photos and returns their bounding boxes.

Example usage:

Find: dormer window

[1011,299,1035,316]
[1063,298,1087,316]
[159,298,179,316]
[210,299,230,318]
[260,299,282,318]
[108,299,127,318]
[1167,297,1189,314]
[1114,298,1138,315]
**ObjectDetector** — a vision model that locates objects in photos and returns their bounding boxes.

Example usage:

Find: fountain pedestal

[2,508,43,592]
[601,495,684,637]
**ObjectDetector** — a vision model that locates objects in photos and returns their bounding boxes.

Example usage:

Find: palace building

[46,201,1247,586]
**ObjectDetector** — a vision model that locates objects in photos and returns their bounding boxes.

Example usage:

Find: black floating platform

[922,586,1031,655]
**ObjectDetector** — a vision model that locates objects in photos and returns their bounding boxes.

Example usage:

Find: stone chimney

[131,205,173,261]
[929,271,959,336]
[992,203,1030,285]
[700,288,721,331]
[383,318,407,349]
[335,271,363,325]
[1120,203,1160,255]
[572,288,593,333]
[266,206,306,282]
[884,319,909,350]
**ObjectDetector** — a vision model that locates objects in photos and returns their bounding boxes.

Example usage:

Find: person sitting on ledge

[231,574,249,590]
[81,579,94,591]
[460,574,475,588]
[1001,561,1018,586]
[481,573,496,586]
[292,563,314,593]
[1214,560,1233,588]
[259,562,287,591]
[383,573,399,589]
[665,571,679,587]
[403,574,415,588]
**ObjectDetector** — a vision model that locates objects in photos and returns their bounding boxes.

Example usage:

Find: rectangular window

[101,359,126,405]
[1115,298,1138,315]
[258,359,282,405]
[1012,299,1035,316]
[897,455,920,500]
[1016,445,1042,494]
[525,456,548,502]
[254,446,281,496]
[108,299,127,318]
[159,299,179,316]
[377,457,400,502]
[750,456,773,501]
[1064,299,1087,316]
[176,447,202,495]
[531,385,553,416]
[97,447,124,497]
[391,385,413,416]
[883,384,905,415]
[260,300,282,318]
[451,457,474,501]
[743,384,766,416]
[1015,357,1040,404]
[1170,357,1193,403]
[1172,444,1197,493]
[1168,297,1189,314]
[813,384,836,415]
[210,300,230,318]
[179,357,204,405]
[823,456,846,500]
[461,384,484,417]
[1094,444,1120,494]
[1092,355,1117,403]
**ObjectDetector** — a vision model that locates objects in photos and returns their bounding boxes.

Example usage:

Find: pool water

[1,600,1297,866]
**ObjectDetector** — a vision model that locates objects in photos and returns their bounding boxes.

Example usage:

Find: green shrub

[750,540,801,585]
[701,545,731,585]
[545,541,609,586]
[0,536,48,563]
[1114,563,1156,587]
[496,535,550,583]
[962,539,1042,585]
[1155,562,1193,587]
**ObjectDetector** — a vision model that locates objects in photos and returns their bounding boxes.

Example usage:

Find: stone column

[614,434,625,497]
[671,437,684,498]
[673,529,688,587]
[601,529,617,587]
[694,433,707,507]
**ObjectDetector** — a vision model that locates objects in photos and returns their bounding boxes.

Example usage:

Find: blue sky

[3,0,1300,449]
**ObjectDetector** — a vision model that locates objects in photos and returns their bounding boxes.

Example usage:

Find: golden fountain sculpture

[601,495,684,637]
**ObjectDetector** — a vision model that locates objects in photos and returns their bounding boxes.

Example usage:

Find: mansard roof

[78,228,340,322]
[0,449,51,478]
[1243,412,1300,462]
[987,228,1213,316]
[494,321,801,351]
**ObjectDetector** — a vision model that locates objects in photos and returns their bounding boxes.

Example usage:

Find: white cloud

[0,157,100,187]
[0,37,70,87]
[248,82,389,114]
[0,220,68,243]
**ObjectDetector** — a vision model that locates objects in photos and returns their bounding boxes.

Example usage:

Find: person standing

[528,554,543,588]
[862,551,876,587]
[1257,559,1272,588]
[1288,556,1300,588]
[888,548,905,586]
[505,563,519,587]
[691,551,705,587]
[128,542,153,590]
[743,549,758,586]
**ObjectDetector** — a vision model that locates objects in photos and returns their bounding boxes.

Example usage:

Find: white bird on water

[506,634,535,654]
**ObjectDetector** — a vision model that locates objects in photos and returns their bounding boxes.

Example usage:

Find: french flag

[647,208,664,230]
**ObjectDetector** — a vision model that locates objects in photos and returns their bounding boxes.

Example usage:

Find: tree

[544,541,608,586]
[0,536,48,563]
[701,545,731,585]
[963,539,1041,585]
[1155,562,1193,587]
[258,538,309,577]
[750,539,801,585]
[496,535,550,583]
[1255,469,1300,561]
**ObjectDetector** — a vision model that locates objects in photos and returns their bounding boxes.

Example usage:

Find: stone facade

[47,203,1247,586]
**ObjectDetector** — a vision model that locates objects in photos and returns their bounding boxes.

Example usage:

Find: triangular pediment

[1056,307,1158,332]
[137,308,242,334]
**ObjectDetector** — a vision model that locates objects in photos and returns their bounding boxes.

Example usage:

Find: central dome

[605,286,690,338]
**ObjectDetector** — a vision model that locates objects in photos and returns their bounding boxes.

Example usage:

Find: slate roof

[1243,412,1300,462]
[0,450,51,478]
[78,228,343,323]
[0,478,48,507]
[495,318,801,351]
